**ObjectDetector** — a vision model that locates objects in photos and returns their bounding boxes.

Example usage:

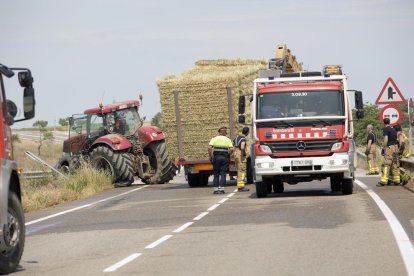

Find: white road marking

[26,185,149,226]
[193,212,209,221]
[103,253,141,273]
[207,204,220,211]
[218,197,229,204]
[355,180,414,276]
[145,235,173,249]
[173,222,194,233]
[227,192,236,198]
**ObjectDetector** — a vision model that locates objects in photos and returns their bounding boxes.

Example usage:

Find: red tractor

[56,100,176,185]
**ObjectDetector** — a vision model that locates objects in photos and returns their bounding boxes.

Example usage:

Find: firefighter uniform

[209,130,233,194]
[397,131,411,185]
[378,125,399,186]
[366,130,379,174]
[233,133,249,191]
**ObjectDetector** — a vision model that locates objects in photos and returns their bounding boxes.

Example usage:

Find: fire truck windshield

[257,90,344,119]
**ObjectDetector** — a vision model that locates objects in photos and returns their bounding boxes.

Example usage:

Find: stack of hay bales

[157,59,267,161]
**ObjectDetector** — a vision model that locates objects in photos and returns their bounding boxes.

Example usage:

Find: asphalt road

[18,170,414,276]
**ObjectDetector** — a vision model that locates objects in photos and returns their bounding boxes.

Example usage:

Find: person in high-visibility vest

[393,124,411,186]
[365,124,379,175]
[377,118,400,186]
[208,127,234,194]
[233,127,250,192]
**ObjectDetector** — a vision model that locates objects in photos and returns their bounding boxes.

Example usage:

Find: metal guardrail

[20,171,53,180]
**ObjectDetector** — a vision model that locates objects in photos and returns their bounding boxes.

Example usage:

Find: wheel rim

[144,148,157,175]
[2,210,20,255]
[95,157,115,179]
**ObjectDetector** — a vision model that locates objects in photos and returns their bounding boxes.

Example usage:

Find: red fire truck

[239,65,364,197]
[0,63,35,273]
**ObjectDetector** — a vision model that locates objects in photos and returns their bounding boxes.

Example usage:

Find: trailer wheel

[273,179,284,193]
[342,178,353,195]
[90,146,134,186]
[188,173,201,187]
[143,141,176,184]
[256,181,269,198]
[330,174,342,192]
[0,193,25,275]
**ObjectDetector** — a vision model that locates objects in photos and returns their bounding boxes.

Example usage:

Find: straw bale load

[157,59,267,161]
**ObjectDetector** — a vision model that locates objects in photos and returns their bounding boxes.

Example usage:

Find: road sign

[375,77,406,105]
[379,104,402,126]
[409,97,414,124]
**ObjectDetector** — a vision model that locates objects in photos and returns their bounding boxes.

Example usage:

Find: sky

[2,0,414,127]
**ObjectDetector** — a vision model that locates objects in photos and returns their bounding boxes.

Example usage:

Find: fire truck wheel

[273,179,284,193]
[0,193,25,275]
[256,181,269,198]
[246,158,253,184]
[330,175,342,192]
[90,146,134,186]
[143,141,175,184]
[342,178,353,195]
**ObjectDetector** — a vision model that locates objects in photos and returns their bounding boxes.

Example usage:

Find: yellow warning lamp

[323,65,342,76]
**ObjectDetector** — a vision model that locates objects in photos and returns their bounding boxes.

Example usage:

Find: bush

[22,161,112,212]
[353,101,410,147]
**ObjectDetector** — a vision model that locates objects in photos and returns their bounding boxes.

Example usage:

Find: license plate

[291,160,313,166]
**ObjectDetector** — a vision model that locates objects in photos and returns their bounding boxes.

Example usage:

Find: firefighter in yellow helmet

[377,118,399,186]
[208,127,234,194]
[233,127,250,192]
[393,124,411,186]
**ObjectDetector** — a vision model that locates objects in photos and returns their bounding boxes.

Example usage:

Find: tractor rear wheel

[90,146,134,186]
[142,141,176,184]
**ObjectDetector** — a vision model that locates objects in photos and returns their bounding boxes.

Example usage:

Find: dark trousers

[213,154,229,188]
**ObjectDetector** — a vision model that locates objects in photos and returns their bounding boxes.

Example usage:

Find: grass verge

[22,161,112,212]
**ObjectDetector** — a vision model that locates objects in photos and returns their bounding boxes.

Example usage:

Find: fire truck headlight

[257,162,274,169]
[331,142,343,151]
[260,145,272,153]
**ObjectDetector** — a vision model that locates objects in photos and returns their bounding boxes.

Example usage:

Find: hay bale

[157,59,267,161]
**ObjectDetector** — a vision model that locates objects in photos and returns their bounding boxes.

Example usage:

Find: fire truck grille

[264,139,342,153]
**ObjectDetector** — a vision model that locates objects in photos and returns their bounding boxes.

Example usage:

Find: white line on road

[193,212,209,221]
[218,197,229,204]
[103,253,142,273]
[26,185,149,226]
[207,204,220,211]
[173,222,194,233]
[355,180,414,276]
[145,235,173,249]
[227,192,236,198]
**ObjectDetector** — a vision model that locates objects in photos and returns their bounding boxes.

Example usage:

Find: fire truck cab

[0,63,35,274]
[240,67,364,197]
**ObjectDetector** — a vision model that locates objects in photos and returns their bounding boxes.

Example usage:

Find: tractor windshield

[106,107,142,136]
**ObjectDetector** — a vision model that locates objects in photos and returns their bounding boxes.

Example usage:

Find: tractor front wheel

[142,141,176,184]
[90,146,134,186]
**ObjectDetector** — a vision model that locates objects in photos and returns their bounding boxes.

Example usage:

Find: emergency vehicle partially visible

[239,64,364,197]
[0,63,35,274]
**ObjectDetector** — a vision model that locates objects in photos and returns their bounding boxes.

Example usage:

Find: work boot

[213,187,219,194]
[238,187,250,192]
[218,187,225,194]
[376,182,386,187]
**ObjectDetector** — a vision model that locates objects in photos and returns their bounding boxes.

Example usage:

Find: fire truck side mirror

[23,87,35,120]
[18,71,33,88]
[355,91,363,110]
[238,96,245,114]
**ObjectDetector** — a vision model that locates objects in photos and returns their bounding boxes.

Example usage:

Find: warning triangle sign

[375,77,406,104]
